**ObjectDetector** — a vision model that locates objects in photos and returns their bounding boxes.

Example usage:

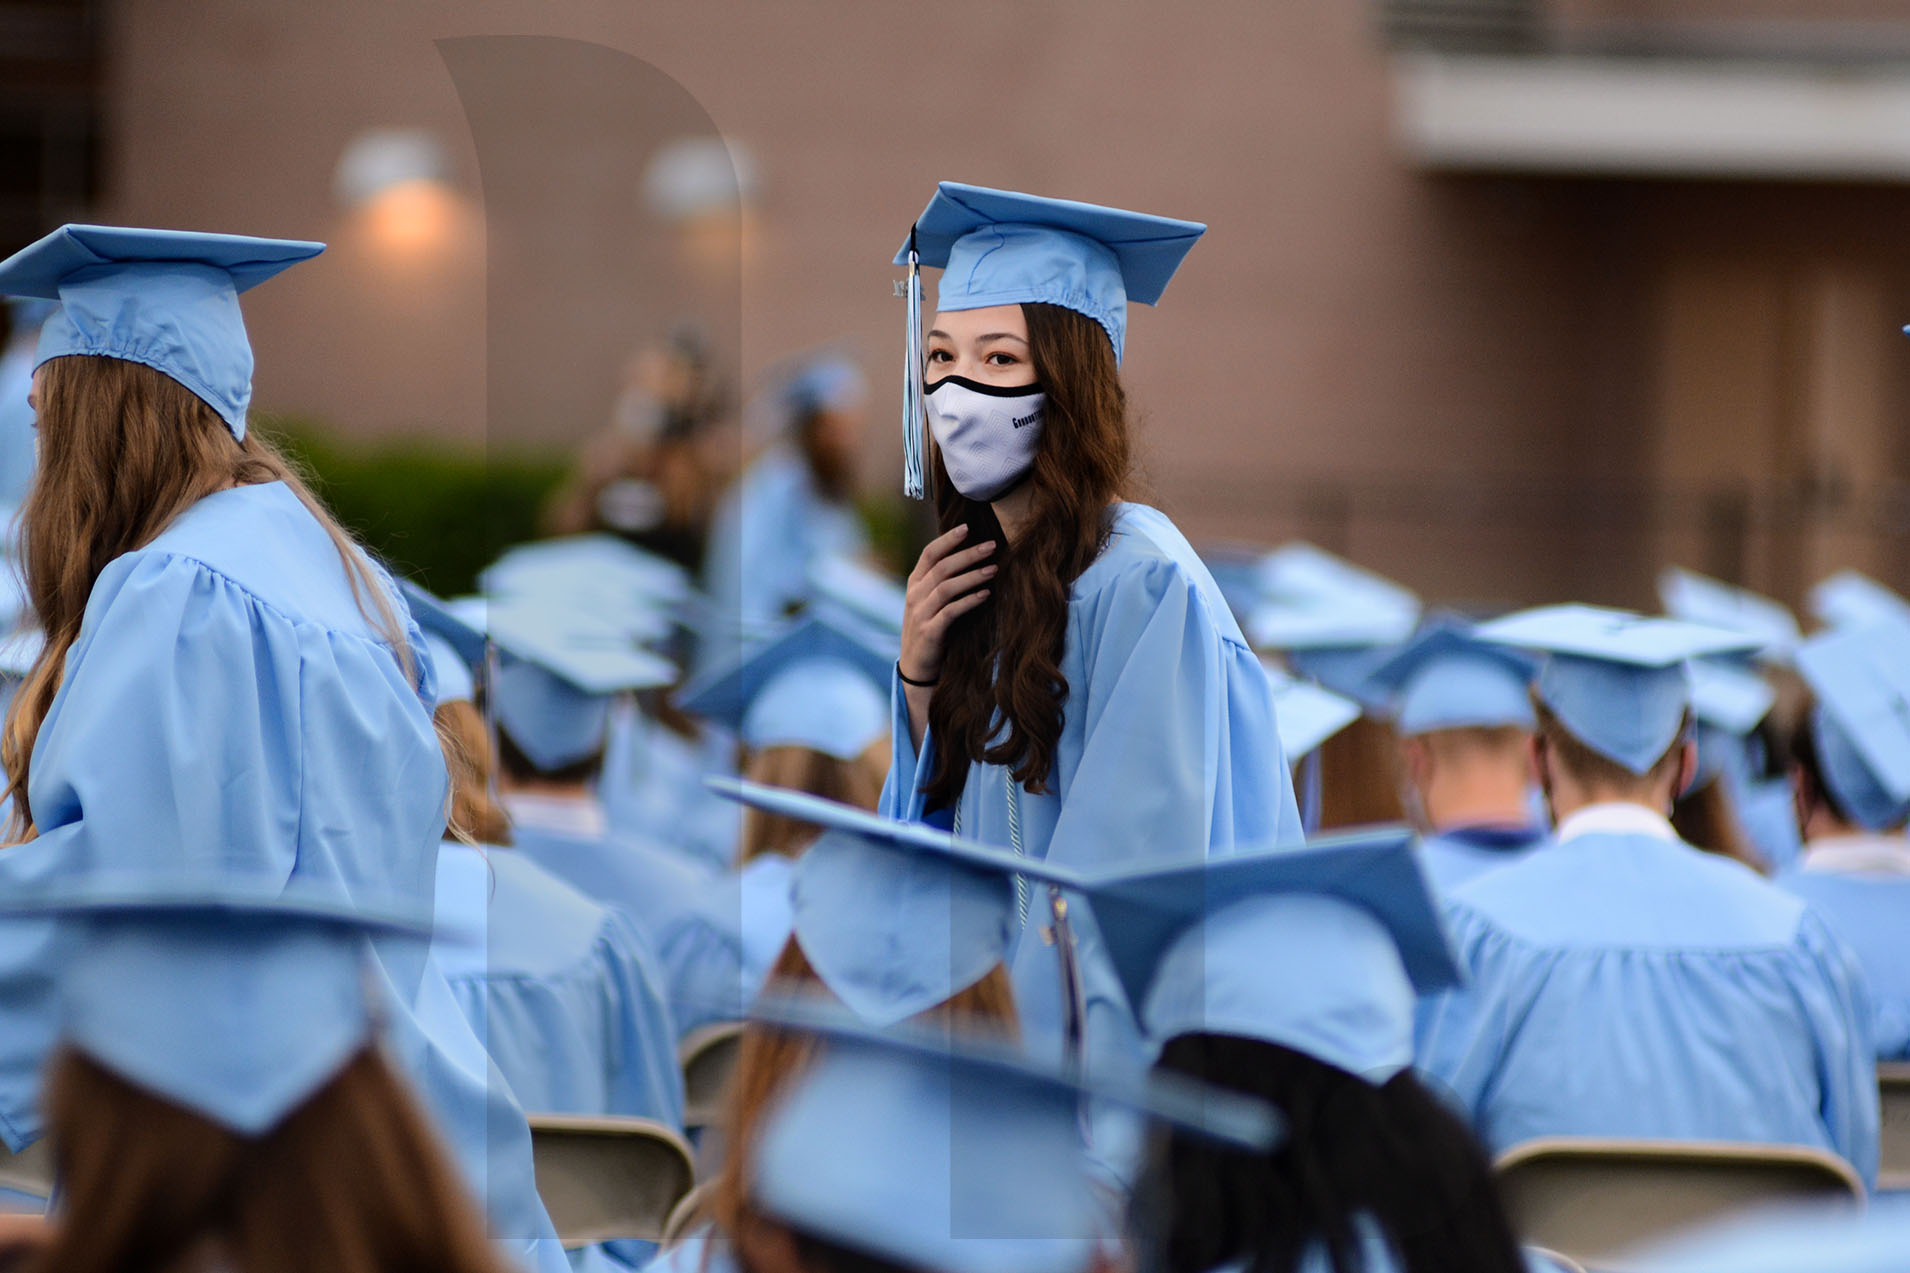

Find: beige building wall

[89,1,1910,611]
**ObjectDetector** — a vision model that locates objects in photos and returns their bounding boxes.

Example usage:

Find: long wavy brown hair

[2,356,415,839]
[24,1046,512,1273]
[920,303,1133,811]
[704,937,1019,1254]
[437,699,513,847]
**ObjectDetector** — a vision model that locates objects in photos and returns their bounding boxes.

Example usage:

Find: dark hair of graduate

[703,937,1019,1263]
[2,356,416,840]
[1133,1033,1528,1273]
[23,1046,513,1273]
[920,302,1132,811]
[1670,775,1767,874]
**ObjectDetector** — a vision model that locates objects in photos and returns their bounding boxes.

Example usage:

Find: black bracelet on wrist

[897,660,938,688]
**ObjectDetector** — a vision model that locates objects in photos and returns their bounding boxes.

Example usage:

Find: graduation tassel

[901,224,927,500]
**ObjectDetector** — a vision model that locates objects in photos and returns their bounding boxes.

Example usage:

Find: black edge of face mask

[924,373,1043,399]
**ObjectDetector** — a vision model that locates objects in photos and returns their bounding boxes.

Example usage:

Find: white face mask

[925,375,1045,502]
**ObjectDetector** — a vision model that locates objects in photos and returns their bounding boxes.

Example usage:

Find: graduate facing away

[880,183,1303,1071]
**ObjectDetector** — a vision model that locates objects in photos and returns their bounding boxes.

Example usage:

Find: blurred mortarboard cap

[1686,658,1776,737]
[0,878,431,1137]
[1074,831,1460,1081]
[398,579,486,670]
[1247,544,1419,708]
[748,999,1279,1273]
[1260,659,1360,759]
[1658,567,1800,662]
[1366,614,1538,737]
[783,354,867,417]
[1255,542,1419,620]
[1809,570,1910,634]
[679,617,894,760]
[420,632,474,707]
[464,598,675,772]
[806,554,907,638]
[1477,604,1760,775]
[0,224,324,439]
[896,182,1205,363]
[480,534,690,645]
[707,778,1080,1027]
[1796,621,1910,831]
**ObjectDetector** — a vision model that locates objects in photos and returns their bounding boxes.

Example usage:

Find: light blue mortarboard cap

[806,554,907,637]
[1246,544,1419,709]
[1075,831,1461,1082]
[1809,570,1910,634]
[1686,658,1776,737]
[398,578,487,671]
[1658,567,1800,662]
[747,999,1280,1273]
[783,355,867,418]
[0,886,430,1137]
[1260,659,1361,759]
[471,599,675,772]
[1366,615,1538,737]
[0,224,325,439]
[896,182,1205,363]
[1477,604,1760,775]
[421,632,474,706]
[679,616,895,759]
[1795,622,1910,831]
[707,778,1082,1027]
[480,534,691,647]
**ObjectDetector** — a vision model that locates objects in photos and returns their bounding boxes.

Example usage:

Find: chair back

[1879,1062,1910,1191]
[681,1021,745,1131]
[1495,1136,1863,1271]
[528,1113,695,1246]
[0,1138,51,1203]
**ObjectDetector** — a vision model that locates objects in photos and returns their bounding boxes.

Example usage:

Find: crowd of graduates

[0,183,1904,1273]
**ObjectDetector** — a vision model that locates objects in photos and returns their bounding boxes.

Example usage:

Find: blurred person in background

[1087,841,1537,1273]
[0,299,46,510]
[1418,607,1879,1186]
[700,352,871,649]
[547,328,736,571]
[677,616,893,996]
[1367,617,1548,891]
[1778,622,1910,1060]
[417,621,687,1132]
[882,183,1301,1082]
[0,224,575,1270]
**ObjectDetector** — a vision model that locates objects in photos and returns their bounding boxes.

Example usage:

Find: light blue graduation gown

[0,340,38,506]
[512,817,750,1035]
[1417,825,1879,1186]
[1418,823,1550,894]
[0,482,573,1271]
[599,704,741,875]
[433,842,686,1126]
[700,441,868,646]
[881,504,1303,1073]
[1777,842,1910,1061]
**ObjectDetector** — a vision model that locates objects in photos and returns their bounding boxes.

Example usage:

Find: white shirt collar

[1554,801,1679,845]
[1800,833,1910,877]
[501,791,608,839]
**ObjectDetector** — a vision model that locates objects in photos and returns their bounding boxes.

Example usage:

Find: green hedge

[260,418,569,597]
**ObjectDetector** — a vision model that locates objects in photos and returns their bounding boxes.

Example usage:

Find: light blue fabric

[679,616,894,762]
[433,843,686,1125]
[1417,824,1551,895]
[728,853,795,1000]
[1368,615,1537,737]
[643,1233,734,1273]
[1811,570,1910,633]
[1778,864,1910,1060]
[1416,830,1880,1186]
[1658,565,1800,662]
[896,182,1205,363]
[600,705,742,875]
[1796,622,1910,831]
[0,224,324,439]
[881,503,1304,1076]
[1261,660,1360,759]
[1627,1196,1910,1272]
[701,442,869,650]
[1736,774,1804,873]
[0,480,571,1264]
[0,336,38,505]
[512,821,749,1036]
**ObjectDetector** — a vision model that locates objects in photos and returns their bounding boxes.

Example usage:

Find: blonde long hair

[3,357,416,839]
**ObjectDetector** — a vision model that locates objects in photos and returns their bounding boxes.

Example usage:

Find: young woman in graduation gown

[0,226,578,1272]
[880,185,1303,1071]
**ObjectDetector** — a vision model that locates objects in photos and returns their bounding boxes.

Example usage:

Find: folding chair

[1494,1137,1863,1272]
[1879,1062,1910,1192]
[0,1138,52,1205]
[528,1114,695,1247]
[661,1179,715,1246]
[680,1021,745,1132]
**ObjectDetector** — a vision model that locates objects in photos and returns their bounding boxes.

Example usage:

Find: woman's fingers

[927,565,998,612]
[926,587,991,634]
[909,524,970,582]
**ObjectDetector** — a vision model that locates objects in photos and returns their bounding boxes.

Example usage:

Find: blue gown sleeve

[1047,556,1300,869]
[880,664,931,821]
[1792,908,1881,1187]
[4,549,443,912]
